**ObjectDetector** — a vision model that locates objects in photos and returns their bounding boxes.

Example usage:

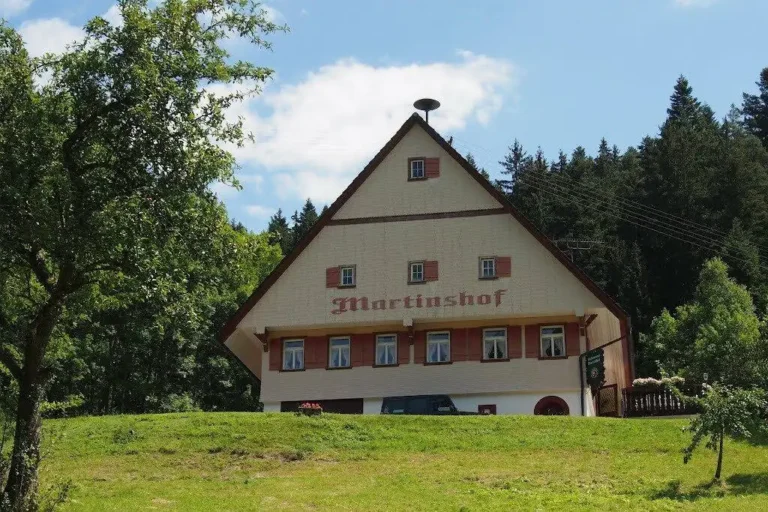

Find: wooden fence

[622,386,701,417]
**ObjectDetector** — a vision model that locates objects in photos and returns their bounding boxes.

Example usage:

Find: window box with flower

[298,402,323,416]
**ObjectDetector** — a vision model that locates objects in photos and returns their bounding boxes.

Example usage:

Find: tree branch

[0,344,22,382]
[27,249,55,294]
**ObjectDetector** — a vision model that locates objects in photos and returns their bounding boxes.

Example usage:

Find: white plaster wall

[450,391,585,416]
[333,124,501,219]
[260,356,582,403]
[240,214,605,332]
[263,402,280,412]
[363,398,383,414]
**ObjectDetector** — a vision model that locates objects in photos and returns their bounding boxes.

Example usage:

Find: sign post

[585,348,605,392]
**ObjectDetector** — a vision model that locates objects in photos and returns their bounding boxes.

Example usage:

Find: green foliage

[682,383,768,480]
[0,0,285,506]
[741,67,768,148]
[500,72,768,378]
[267,208,292,255]
[643,258,767,388]
[289,199,320,253]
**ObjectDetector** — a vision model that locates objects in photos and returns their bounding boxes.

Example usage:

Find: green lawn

[38,412,768,511]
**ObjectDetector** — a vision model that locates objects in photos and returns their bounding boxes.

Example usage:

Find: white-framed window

[540,325,565,358]
[340,266,355,287]
[409,261,424,283]
[375,334,397,366]
[426,331,450,363]
[328,336,351,368]
[480,257,496,279]
[410,159,425,179]
[283,339,304,370]
[483,328,507,360]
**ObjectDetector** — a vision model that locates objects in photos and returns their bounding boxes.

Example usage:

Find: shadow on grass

[650,473,768,502]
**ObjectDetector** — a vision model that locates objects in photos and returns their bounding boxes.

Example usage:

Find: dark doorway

[534,396,570,416]
[280,398,364,414]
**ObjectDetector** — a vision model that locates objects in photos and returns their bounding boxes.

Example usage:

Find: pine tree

[667,75,703,123]
[466,152,491,180]
[741,67,768,147]
[267,209,291,255]
[289,199,319,252]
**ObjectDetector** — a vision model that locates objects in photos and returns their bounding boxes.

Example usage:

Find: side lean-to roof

[220,113,630,345]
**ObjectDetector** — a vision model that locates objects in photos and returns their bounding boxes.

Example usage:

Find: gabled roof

[219,113,628,343]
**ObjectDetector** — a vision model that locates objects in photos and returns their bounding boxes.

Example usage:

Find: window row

[326,256,511,288]
[275,324,576,371]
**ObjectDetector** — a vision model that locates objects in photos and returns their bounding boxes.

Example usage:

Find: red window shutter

[326,267,340,288]
[467,328,483,361]
[357,334,374,366]
[525,325,540,358]
[451,328,468,362]
[413,331,426,364]
[425,157,440,178]
[397,332,410,365]
[269,339,281,371]
[424,260,439,281]
[496,256,512,277]
[508,326,522,358]
[565,322,580,357]
[350,334,363,366]
[305,336,326,369]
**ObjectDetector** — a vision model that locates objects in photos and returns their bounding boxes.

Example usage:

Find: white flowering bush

[632,376,685,389]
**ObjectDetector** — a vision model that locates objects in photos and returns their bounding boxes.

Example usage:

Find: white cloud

[210,182,239,199]
[262,4,284,24]
[245,204,274,218]
[18,18,84,58]
[674,0,717,7]
[238,174,264,185]
[0,0,32,18]
[103,4,124,27]
[221,51,516,202]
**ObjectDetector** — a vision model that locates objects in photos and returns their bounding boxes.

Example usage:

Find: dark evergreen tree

[289,199,320,252]
[667,76,703,123]
[267,208,291,255]
[741,67,768,147]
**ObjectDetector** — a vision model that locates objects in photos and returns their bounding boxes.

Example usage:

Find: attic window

[409,158,425,180]
[339,265,356,287]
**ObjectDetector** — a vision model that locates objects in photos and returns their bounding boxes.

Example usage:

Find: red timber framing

[219,113,634,385]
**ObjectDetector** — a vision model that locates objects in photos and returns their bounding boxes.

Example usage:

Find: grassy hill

[38,412,768,511]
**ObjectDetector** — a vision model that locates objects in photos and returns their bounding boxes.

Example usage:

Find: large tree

[0,1,282,508]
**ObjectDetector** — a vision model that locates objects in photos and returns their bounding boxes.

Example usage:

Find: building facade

[220,113,633,416]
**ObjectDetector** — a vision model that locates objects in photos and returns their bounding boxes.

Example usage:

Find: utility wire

[518,175,766,271]
[452,137,768,254]
[520,172,758,261]
[520,172,735,252]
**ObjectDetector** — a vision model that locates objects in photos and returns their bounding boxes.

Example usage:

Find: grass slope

[39,413,768,511]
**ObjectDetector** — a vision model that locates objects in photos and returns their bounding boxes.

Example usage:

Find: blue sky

[3,0,767,231]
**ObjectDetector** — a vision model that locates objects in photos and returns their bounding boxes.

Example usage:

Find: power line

[452,136,768,255]
[521,172,759,262]
[521,172,734,252]
[519,176,767,271]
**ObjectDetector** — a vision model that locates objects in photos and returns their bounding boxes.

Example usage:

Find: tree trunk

[1,366,45,512]
[715,429,724,481]
[2,300,61,511]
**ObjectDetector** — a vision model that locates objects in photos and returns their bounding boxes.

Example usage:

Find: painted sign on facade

[331,289,508,315]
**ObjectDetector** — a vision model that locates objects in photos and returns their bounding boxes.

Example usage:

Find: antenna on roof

[413,98,440,125]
